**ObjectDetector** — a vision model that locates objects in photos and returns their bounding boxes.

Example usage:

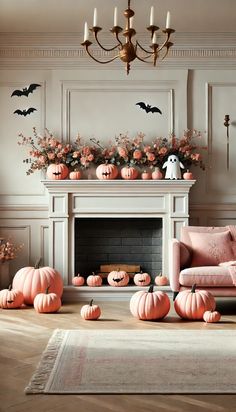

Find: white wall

[1,34,236,276]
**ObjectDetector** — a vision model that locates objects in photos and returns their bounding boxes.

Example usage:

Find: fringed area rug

[25,329,236,394]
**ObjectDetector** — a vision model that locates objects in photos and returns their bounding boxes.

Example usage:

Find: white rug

[25,329,236,394]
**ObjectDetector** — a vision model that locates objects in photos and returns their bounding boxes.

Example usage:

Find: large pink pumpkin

[46,163,69,180]
[174,284,216,320]
[12,259,63,305]
[130,285,170,320]
[96,163,118,180]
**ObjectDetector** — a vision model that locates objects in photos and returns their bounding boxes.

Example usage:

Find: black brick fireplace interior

[74,218,162,282]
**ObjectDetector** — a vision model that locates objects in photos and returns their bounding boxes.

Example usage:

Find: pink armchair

[170,225,236,300]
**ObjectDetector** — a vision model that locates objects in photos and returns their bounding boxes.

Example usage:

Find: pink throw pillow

[189,231,235,267]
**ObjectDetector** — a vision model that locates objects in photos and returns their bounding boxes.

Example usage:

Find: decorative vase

[0,261,11,289]
[152,167,163,180]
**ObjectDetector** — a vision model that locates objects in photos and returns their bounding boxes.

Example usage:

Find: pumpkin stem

[89,299,93,306]
[46,285,50,294]
[159,272,162,277]
[148,285,154,293]
[191,284,197,293]
[34,257,42,269]
[8,284,12,291]
[92,271,95,276]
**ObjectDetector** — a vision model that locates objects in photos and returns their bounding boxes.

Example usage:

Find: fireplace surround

[42,180,195,300]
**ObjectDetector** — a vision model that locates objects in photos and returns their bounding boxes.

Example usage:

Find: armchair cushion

[188,230,235,267]
[180,266,233,287]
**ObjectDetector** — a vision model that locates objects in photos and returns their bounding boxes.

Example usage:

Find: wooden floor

[1,298,236,412]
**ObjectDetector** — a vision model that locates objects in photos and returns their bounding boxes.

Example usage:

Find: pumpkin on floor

[130,285,170,320]
[174,284,216,320]
[203,310,221,323]
[0,284,24,309]
[86,272,102,287]
[80,299,101,320]
[34,286,61,313]
[72,274,85,286]
[46,163,69,180]
[12,258,63,305]
[133,271,151,286]
[96,162,118,180]
[107,269,129,287]
[154,273,169,286]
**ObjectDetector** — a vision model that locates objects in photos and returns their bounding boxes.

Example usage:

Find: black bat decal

[136,102,162,114]
[53,172,62,176]
[113,277,124,283]
[7,300,14,304]
[11,83,41,97]
[102,171,111,176]
[14,108,37,116]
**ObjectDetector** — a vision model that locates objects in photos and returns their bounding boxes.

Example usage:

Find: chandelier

[81,1,175,75]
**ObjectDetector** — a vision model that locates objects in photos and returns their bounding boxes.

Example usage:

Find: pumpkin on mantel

[12,258,63,305]
[96,162,118,180]
[107,269,129,287]
[86,272,102,287]
[0,284,24,309]
[154,273,169,286]
[133,271,151,286]
[46,163,69,180]
[120,166,138,180]
[69,170,82,180]
[72,274,85,286]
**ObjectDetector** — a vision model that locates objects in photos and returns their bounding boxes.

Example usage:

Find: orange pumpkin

[174,284,216,320]
[120,166,138,180]
[72,274,85,286]
[0,284,24,309]
[155,273,169,286]
[141,171,152,180]
[133,272,151,286]
[46,163,69,180]
[183,169,194,180]
[152,167,163,180]
[96,162,118,180]
[86,272,102,287]
[203,310,221,323]
[107,269,129,287]
[130,285,170,320]
[80,299,101,320]
[34,286,61,313]
[12,258,63,305]
[69,170,82,180]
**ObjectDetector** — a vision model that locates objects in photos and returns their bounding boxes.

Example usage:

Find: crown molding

[1,32,236,70]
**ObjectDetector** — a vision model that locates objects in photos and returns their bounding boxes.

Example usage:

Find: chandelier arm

[135,54,153,63]
[160,46,171,61]
[94,31,120,52]
[136,41,155,55]
[156,32,171,53]
[85,45,119,64]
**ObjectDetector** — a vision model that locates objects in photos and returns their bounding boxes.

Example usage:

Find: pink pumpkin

[80,299,101,320]
[174,284,216,320]
[155,273,169,286]
[183,169,194,180]
[34,286,61,313]
[141,171,152,180]
[203,310,221,323]
[86,272,102,287]
[0,284,24,309]
[12,258,63,305]
[46,163,69,180]
[121,166,138,180]
[133,272,151,286]
[107,270,129,287]
[130,285,170,320]
[152,167,163,180]
[96,163,118,180]
[69,170,82,180]
[72,274,85,286]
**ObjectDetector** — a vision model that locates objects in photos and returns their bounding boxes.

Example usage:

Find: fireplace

[75,217,162,282]
[42,180,195,300]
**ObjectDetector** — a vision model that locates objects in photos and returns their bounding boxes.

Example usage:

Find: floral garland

[0,238,23,263]
[18,128,206,175]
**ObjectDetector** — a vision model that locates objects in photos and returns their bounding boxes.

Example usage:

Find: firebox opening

[74,218,162,283]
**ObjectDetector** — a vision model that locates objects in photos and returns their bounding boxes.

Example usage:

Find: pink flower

[80,156,87,166]
[72,151,80,158]
[158,147,168,156]
[191,153,201,161]
[48,153,55,160]
[133,149,143,160]
[87,154,94,161]
[57,144,63,150]
[118,147,128,158]
[82,146,91,156]
[144,145,151,153]
[49,139,57,148]
[57,152,63,158]
[146,152,156,162]
[38,155,46,164]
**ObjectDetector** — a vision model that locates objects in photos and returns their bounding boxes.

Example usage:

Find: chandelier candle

[81,0,175,75]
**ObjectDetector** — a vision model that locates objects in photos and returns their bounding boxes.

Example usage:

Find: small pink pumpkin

[69,170,82,180]
[203,310,221,323]
[120,166,138,180]
[133,272,151,286]
[96,162,118,180]
[183,169,194,180]
[141,171,152,180]
[72,274,85,286]
[107,269,129,287]
[86,272,102,287]
[0,284,24,309]
[152,167,163,180]
[130,285,170,320]
[80,299,101,320]
[33,286,61,313]
[46,163,69,180]
[155,273,169,286]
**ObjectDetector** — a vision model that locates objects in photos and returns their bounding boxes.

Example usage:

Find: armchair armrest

[169,239,192,292]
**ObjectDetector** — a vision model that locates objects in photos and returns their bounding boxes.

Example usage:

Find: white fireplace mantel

[42,179,195,297]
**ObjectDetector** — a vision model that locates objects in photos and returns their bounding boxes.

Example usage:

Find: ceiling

[0,0,235,33]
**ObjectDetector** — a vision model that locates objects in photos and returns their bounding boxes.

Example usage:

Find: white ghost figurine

[162,155,184,179]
